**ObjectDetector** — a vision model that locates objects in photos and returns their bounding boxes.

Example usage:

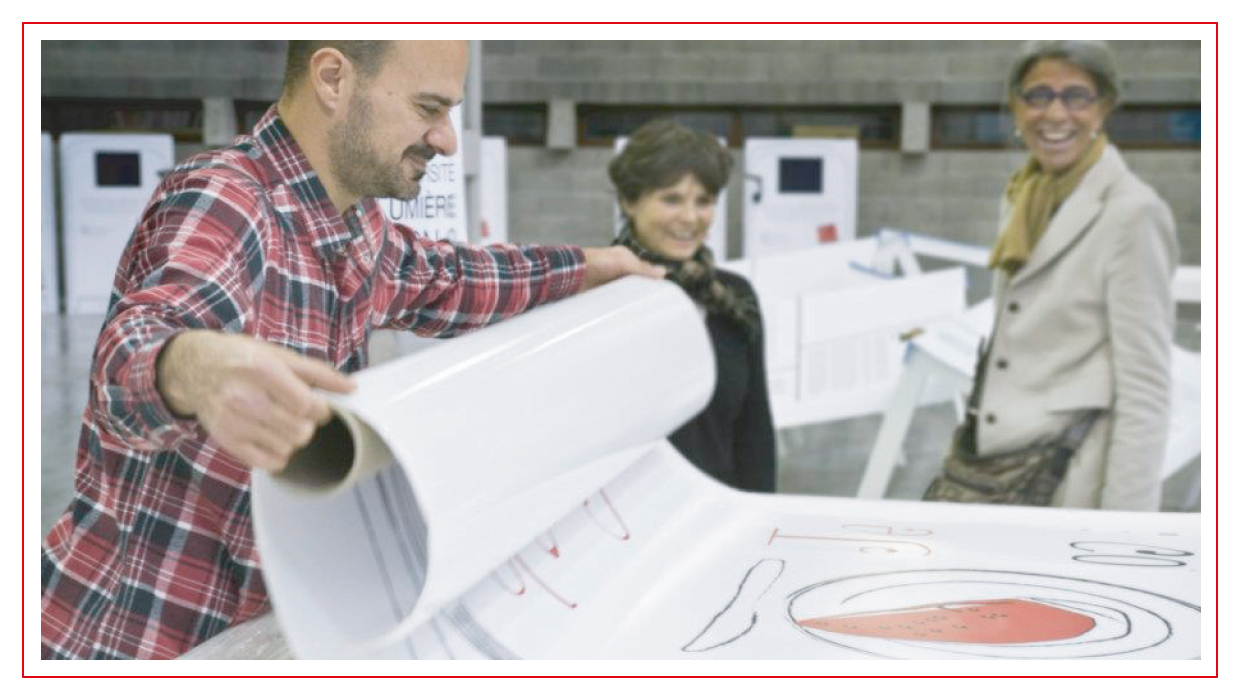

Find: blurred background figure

[956,40,1178,510]
[609,119,776,492]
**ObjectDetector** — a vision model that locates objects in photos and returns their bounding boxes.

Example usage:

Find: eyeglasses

[1019,86,1099,111]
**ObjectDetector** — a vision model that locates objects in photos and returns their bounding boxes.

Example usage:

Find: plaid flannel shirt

[41,106,585,659]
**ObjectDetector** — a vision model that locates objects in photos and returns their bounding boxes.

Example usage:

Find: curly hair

[608,119,733,206]
[609,120,758,340]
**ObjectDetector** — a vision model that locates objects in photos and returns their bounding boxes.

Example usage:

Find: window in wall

[42,98,204,142]
[740,106,899,147]
[931,106,1015,148]
[577,106,734,145]
[577,105,899,148]
[932,104,1201,149]
[483,104,548,145]
[1107,104,1201,148]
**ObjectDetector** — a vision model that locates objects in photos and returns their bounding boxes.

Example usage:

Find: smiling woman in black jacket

[609,119,777,492]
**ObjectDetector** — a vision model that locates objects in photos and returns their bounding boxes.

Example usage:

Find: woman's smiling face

[1011,58,1111,174]
[623,173,717,261]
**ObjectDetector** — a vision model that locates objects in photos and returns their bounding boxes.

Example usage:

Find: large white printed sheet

[251,277,1201,662]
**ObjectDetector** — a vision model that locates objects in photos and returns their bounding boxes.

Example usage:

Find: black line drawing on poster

[682,558,786,652]
[1070,541,1194,567]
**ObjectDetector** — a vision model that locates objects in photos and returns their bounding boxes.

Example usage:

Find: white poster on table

[786,267,966,426]
[728,240,966,428]
[252,277,1203,664]
[742,137,857,259]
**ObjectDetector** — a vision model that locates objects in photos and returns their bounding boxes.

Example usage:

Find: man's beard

[328,94,423,203]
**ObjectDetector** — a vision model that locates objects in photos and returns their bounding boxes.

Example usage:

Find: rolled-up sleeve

[89,173,265,452]
[375,224,586,337]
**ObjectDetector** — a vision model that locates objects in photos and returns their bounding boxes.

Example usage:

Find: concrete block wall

[42,40,286,100]
[483,40,1200,105]
[508,147,1201,269]
[40,39,1203,265]
[486,40,1202,266]
[506,147,617,247]
[1126,151,1203,266]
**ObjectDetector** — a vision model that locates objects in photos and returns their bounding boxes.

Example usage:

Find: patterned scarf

[614,224,760,341]
[990,134,1108,274]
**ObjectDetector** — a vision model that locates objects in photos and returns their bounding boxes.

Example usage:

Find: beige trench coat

[975,144,1178,511]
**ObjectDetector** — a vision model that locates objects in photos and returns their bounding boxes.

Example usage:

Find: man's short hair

[283,41,393,91]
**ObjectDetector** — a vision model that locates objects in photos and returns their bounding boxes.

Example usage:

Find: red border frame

[21,21,1220,678]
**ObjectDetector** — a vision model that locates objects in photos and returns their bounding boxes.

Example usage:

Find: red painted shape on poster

[797,599,1094,644]
[536,529,560,558]
[515,555,578,610]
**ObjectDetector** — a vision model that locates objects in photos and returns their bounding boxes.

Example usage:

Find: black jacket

[668,270,777,492]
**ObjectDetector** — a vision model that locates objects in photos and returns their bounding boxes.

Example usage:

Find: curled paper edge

[275,401,395,496]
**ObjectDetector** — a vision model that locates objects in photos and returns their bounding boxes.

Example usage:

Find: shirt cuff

[129,330,203,447]
[546,246,587,300]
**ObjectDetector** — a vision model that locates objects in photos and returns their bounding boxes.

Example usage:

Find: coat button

[996,359,1009,369]
[1008,301,1020,313]
[985,413,997,424]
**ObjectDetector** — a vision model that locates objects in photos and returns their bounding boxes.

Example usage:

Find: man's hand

[579,246,666,292]
[157,330,356,472]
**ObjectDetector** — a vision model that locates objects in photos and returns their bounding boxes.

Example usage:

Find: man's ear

[308,48,353,115]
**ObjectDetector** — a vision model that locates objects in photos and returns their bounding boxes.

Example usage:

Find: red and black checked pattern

[41,106,585,660]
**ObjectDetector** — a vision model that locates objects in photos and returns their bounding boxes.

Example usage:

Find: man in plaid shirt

[41,40,661,660]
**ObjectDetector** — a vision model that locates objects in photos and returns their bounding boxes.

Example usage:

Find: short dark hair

[608,119,733,205]
[1007,40,1121,107]
[283,40,393,91]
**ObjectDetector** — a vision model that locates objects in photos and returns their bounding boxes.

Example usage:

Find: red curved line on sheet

[583,489,631,541]
[514,555,577,610]
[490,561,526,597]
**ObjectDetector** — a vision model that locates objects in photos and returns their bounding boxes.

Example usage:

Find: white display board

[41,132,58,314]
[613,136,730,261]
[475,136,508,245]
[252,277,1202,663]
[377,106,468,243]
[58,132,173,314]
[725,240,966,428]
[742,137,858,259]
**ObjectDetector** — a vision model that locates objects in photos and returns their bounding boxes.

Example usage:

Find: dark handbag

[921,336,1100,506]
[922,414,1099,506]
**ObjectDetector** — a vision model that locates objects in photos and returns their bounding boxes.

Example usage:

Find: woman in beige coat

[969,40,1178,511]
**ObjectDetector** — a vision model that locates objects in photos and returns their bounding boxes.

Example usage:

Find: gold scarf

[990,134,1108,273]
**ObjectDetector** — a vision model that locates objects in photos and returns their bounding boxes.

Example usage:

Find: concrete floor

[38,311,1202,540]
